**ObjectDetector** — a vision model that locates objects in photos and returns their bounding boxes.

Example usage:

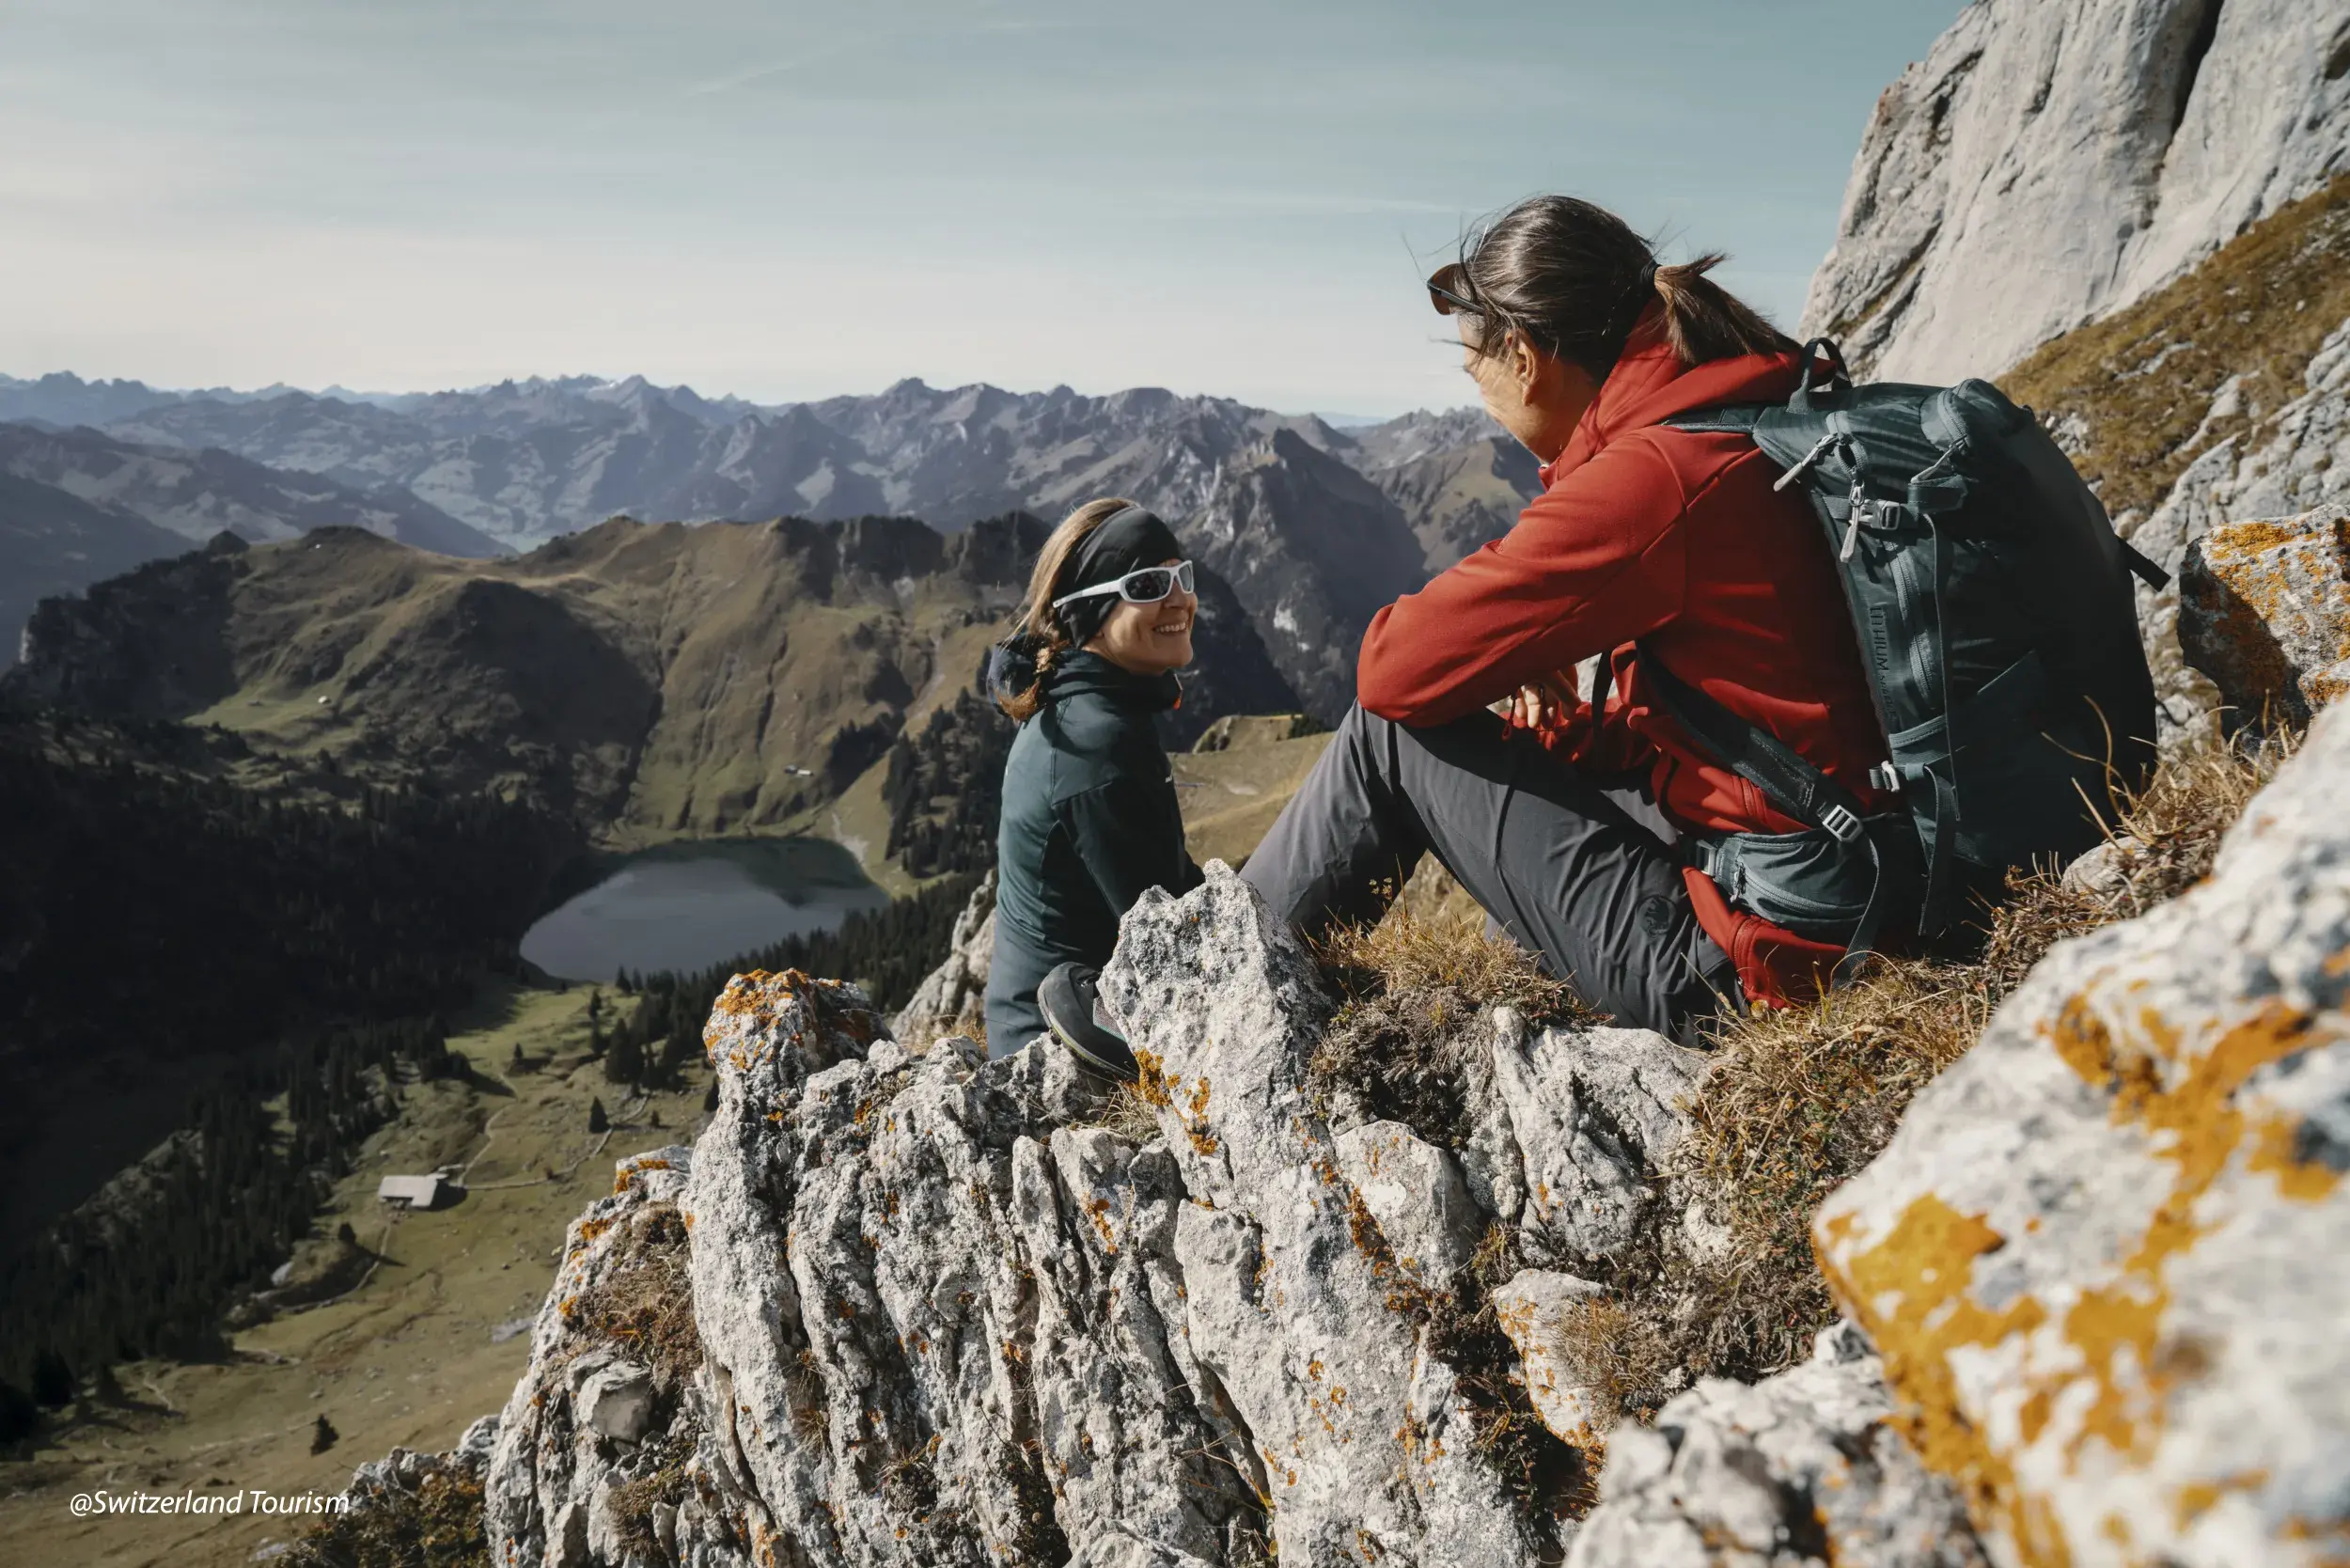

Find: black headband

[985,503,1186,706]
[1055,505,1183,642]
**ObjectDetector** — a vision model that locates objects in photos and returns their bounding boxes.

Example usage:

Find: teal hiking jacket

[984,651,1202,1051]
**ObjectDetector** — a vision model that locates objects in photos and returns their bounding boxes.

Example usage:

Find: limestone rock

[1802,0,2350,382]
[337,1412,502,1518]
[1104,863,1557,1563]
[2060,837,2146,907]
[889,870,995,1051]
[1814,701,2350,1567]
[484,1147,744,1568]
[1489,1016,1712,1266]
[575,1355,657,1444]
[1490,1270,1608,1450]
[2133,321,2350,738]
[1566,1323,1987,1568]
[1331,1119,1484,1287]
[487,866,1718,1565]
[2179,502,2350,729]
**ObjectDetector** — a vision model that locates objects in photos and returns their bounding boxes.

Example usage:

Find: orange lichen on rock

[2182,509,2350,726]
[1819,1196,2051,1555]
[1824,976,2344,1566]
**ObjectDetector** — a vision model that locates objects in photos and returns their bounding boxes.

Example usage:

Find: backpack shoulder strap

[2118,538,2170,590]
[1658,403,1768,436]
[1638,649,1869,842]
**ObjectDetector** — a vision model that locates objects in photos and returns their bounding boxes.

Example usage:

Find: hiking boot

[1038,962,1139,1084]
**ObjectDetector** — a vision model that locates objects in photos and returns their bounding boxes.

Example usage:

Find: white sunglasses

[1051,559,1195,609]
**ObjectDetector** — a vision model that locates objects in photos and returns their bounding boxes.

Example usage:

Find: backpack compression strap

[1637,648,1892,977]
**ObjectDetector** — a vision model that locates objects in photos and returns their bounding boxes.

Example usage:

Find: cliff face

[1802,0,2350,381]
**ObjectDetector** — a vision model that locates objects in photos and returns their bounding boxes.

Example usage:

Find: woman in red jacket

[1240,196,1894,1042]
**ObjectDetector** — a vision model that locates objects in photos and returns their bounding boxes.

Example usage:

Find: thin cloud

[1164,189,1461,217]
[684,30,905,98]
[683,13,1085,99]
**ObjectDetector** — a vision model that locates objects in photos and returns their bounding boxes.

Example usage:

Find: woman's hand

[1508,671,1579,731]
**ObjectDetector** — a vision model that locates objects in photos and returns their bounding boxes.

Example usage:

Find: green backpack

[1649,339,2163,963]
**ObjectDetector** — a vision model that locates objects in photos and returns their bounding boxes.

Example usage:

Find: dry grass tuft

[1559,725,2294,1412]
[285,1466,489,1568]
[1074,1080,1164,1144]
[1317,888,1574,1016]
[1386,1224,1598,1536]
[1553,1295,1678,1424]
[1308,896,1600,1150]
[567,1204,702,1385]
[604,1430,697,1563]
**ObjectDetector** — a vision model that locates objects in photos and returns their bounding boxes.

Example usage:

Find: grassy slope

[2000,172,2350,525]
[172,518,1030,847]
[0,980,707,1568]
[1172,730,1334,869]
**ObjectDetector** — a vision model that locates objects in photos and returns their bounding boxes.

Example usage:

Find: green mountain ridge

[3,510,1298,863]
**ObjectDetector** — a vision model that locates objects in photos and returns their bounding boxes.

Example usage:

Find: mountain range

[0,372,1535,713]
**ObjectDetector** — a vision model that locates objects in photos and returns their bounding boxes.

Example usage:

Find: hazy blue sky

[1,0,1963,414]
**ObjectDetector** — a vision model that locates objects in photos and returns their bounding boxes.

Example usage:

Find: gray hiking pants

[1241,703,1742,1046]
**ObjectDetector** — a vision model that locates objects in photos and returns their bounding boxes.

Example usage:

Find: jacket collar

[1046,650,1183,712]
[1538,304,1803,488]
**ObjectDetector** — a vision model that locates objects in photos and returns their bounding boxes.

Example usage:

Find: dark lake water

[520,838,889,983]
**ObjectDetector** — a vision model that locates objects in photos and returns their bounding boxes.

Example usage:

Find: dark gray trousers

[1241,703,1741,1045]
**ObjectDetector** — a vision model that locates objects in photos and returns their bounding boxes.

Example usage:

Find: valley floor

[0,981,711,1568]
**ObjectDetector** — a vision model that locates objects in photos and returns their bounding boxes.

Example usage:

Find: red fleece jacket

[1357,317,1891,1006]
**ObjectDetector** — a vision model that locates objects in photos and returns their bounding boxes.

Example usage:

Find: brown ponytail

[994,496,1138,723]
[1435,196,1795,377]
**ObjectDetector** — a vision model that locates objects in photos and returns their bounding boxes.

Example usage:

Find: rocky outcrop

[1567,1323,1986,1568]
[1344,407,1541,572]
[1802,0,2350,382]
[2131,324,2350,734]
[2180,503,2350,729]
[1176,429,1433,722]
[1812,700,2350,1566]
[485,1149,741,1568]
[485,865,1729,1565]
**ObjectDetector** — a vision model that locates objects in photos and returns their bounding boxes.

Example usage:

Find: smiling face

[1084,557,1197,676]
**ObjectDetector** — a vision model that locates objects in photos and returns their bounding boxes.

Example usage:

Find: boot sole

[1043,1014,1140,1085]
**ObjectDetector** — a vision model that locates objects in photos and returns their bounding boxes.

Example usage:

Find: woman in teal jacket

[983,498,1203,1061]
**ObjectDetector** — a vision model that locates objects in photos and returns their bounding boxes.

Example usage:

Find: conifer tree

[311,1414,338,1453]
[29,1350,72,1409]
[588,1098,609,1134]
[603,1030,644,1086]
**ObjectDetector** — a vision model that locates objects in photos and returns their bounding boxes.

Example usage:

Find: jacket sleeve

[1357,438,1690,725]
[1059,774,1203,917]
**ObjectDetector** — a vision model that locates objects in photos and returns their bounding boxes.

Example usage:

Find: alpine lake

[520,836,890,984]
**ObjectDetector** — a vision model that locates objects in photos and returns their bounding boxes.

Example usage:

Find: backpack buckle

[1820,803,1864,843]
[1869,761,1903,793]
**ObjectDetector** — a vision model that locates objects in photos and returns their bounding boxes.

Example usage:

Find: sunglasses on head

[1052,559,1195,610]
[1427,261,1477,317]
